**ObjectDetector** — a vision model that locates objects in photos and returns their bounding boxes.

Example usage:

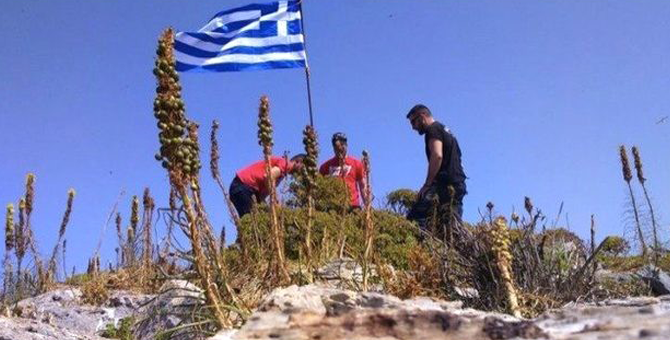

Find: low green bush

[237,207,419,270]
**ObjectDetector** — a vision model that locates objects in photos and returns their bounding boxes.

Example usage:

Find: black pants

[407,181,465,231]
[229,176,259,217]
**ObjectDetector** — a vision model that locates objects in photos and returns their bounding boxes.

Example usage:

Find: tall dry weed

[3,204,14,301]
[209,120,242,246]
[141,188,155,269]
[257,95,290,284]
[301,125,318,268]
[361,151,375,291]
[152,28,240,328]
[619,145,646,256]
[631,146,659,258]
[46,189,75,284]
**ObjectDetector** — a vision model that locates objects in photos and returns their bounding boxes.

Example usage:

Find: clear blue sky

[1,1,668,273]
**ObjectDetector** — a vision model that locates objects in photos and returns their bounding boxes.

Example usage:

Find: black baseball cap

[331,132,347,144]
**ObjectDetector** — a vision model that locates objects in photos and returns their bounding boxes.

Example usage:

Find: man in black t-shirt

[406,104,467,230]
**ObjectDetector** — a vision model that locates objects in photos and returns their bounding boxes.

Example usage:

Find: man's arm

[420,138,443,195]
[269,166,283,185]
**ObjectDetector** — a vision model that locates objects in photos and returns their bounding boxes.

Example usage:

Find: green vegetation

[101,317,135,340]
[385,189,417,215]
[237,207,419,270]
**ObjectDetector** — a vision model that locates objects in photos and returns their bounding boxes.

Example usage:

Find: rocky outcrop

[218,284,539,340]
[212,285,670,340]
[2,280,670,340]
[637,265,670,295]
[0,286,151,340]
[315,257,382,290]
[132,279,211,340]
[537,296,670,339]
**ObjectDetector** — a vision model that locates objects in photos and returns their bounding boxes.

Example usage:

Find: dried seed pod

[302,125,319,191]
[152,27,198,179]
[5,204,14,251]
[130,196,140,231]
[524,196,533,215]
[631,146,645,183]
[25,173,35,216]
[257,96,274,150]
[619,145,632,183]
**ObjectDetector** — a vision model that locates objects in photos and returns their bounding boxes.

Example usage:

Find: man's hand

[418,183,430,199]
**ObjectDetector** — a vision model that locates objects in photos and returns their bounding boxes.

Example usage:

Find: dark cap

[331,132,347,144]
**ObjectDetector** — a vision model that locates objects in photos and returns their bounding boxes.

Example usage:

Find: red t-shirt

[236,157,289,199]
[319,156,365,207]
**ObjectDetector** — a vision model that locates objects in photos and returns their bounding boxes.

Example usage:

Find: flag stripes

[175,1,307,73]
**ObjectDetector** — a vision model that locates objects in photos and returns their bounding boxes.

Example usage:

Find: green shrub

[539,228,587,274]
[286,175,349,213]
[599,255,645,272]
[600,236,630,256]
[237,207,419,270]
[541,228,587,253]
[385,189,417,215]
[101,316,134,340]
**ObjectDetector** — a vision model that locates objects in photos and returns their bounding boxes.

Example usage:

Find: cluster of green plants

[101,316,135,340]
[237,179,419,271]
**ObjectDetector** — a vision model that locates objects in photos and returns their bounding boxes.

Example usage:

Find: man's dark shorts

[229,176,258,217]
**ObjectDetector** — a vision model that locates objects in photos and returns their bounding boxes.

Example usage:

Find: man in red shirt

[319,133,367,209]
[230,154,305,217]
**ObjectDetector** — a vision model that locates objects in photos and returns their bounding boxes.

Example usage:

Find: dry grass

[81,274,109,306]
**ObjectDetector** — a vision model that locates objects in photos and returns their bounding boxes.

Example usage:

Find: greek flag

[175,1,307,72]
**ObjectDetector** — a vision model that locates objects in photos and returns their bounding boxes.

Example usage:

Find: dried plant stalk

[23,174,45,286]
[302,125,318,266]
[210,120,242,249]
[590,214,596,278]
[257,95,290,284]
[126,196,139,266]
[632,146,659,256]
[361,151,375,291]
[210,120,240,227]
[115,213,124,267]
[61,240,67,280]
[619,145,646,256]
[152,28,232,328]
[14,199,26,281]
[47,189,75,283]
[3,204,14,301]
[5,204,14,253]
[142,188,155,269]
[490,217,521,318]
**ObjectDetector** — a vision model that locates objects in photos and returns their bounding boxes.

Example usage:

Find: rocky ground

[1,278,669,340]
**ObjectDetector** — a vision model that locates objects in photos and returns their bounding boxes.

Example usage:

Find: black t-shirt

[424,121,467,187]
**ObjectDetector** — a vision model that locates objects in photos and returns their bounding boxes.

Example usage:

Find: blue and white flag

[175,1,307,72]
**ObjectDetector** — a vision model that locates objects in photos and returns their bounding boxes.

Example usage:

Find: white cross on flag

[174,1,307,72]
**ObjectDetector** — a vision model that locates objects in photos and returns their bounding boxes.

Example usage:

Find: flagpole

[298,1,315,127]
